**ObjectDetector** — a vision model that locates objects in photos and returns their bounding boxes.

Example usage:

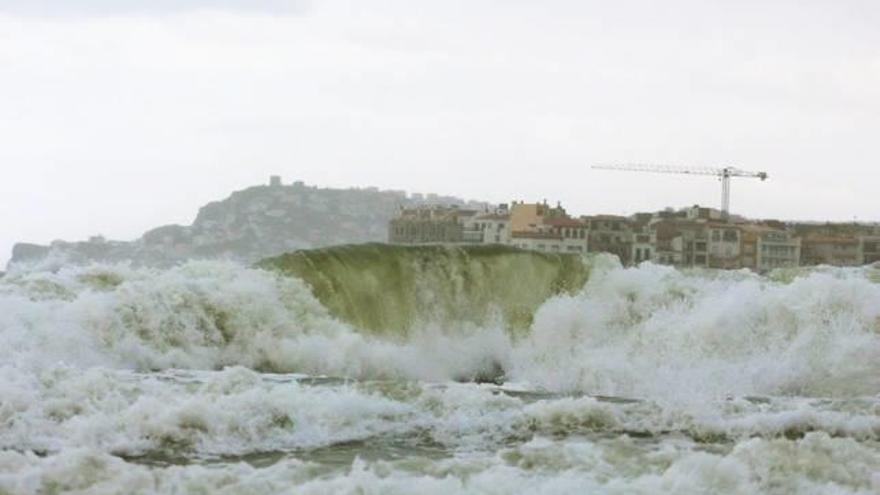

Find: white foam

[1,432,876,495]
[512,261,880,401]
[2,260,879,492]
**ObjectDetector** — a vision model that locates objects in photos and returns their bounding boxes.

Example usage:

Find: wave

[258,243,592,335]
[1,247,878,400]
[2,429,877,494]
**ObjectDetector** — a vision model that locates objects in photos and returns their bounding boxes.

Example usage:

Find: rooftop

[544,217,587,228]
[511,231,563,240]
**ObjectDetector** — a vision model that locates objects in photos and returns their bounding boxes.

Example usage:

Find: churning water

[0,247,878,494]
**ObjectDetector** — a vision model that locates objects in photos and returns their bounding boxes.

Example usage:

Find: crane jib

[591,163,769,215]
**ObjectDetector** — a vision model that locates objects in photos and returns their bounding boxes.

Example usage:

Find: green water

[258,243,591,336]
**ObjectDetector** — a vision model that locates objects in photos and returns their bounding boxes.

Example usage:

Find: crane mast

[592,164,768,217]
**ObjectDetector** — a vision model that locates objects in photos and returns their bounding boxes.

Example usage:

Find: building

[677,223,710,268]
[509,231,567,253]
[801,235,860,266]
[756,230,801,270]
[685,205,725,222]
[859,235,880,264]
[630,214,655,264]
[506,201,588,253]
[651,220,685,266]
[707,223,742,269]
[388,205,478,244]
[464,205,512,245]
[739,225,762,270]
[509,201,569,232]
[387,201,877,270]
[542,217,589,253]
[647,219,710,268]
[585,215,632,265]
[739,227,802,271]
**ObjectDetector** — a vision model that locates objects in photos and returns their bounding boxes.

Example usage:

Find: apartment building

[678,224,710,268]
[542,217,589,253]
[647,220,708,268]
[739,225,800,271]
[622,213,652,264]
[509,231,566,253]
[585,215,632,265]
[707,224,742,269]
[388,205,477,244]
[650,219,682,265]
[859,235,880,264]
[466,211,511,245]
[509,202,588,253]
[757,230,801,270]
[509,201,568,231]
[801,235,861,266]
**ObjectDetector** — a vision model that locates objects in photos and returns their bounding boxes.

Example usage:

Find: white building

[707,224,741,269]
[757,230,801,270]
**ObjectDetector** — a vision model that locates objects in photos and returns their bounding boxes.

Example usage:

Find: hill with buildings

[6,177,488,271]
[11,177,880,274]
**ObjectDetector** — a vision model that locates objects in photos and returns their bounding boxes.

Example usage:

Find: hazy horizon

[2,0,879,266]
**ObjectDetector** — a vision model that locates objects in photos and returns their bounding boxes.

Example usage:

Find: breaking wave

[1,246,878,399]
[258,243,591,334]
[2,247,879,493]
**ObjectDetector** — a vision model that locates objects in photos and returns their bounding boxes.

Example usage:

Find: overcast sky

[1,0,879,265]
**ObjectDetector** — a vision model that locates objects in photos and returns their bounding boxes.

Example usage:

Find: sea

[0,252,878,494]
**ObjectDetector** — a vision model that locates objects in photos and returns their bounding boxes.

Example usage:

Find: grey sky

[1,0,879,266]
[0,0,308,16]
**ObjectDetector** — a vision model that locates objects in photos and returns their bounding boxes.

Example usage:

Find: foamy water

[0,259,878,494]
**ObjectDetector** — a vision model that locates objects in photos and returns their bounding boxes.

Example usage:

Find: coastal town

[7,176,879,273]
[388,201,880,271]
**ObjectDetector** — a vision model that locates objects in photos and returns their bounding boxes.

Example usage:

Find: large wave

[1,247,878,400]
[258,243,591,335]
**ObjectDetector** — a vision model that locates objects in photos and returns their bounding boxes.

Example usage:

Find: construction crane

[591,164,768,216]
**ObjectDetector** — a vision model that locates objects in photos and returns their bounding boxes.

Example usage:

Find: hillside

[7,179,487,270]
